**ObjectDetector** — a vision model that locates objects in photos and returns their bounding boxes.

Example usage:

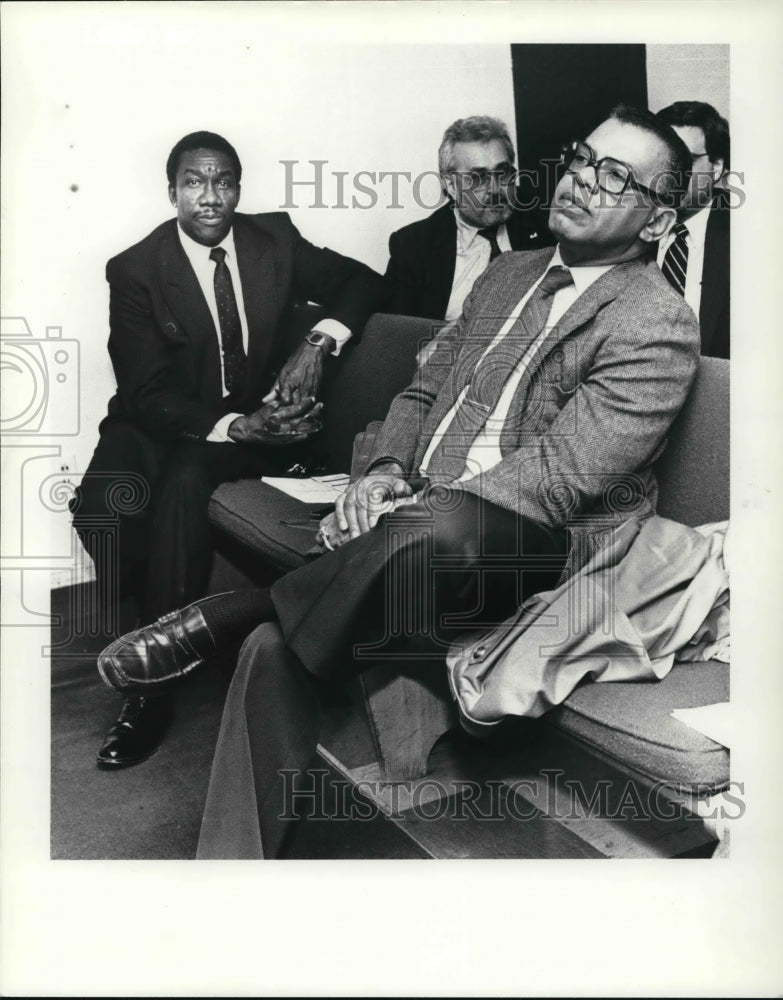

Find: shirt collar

[453,206,507,252]
[679,202,712,249]
[548,246,615,296]
[177,222,236,265]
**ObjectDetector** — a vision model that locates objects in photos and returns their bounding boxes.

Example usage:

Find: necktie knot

[209,246,227,264]
[477,226,502,261]
[672,222,689,241]
[538,264,574,297]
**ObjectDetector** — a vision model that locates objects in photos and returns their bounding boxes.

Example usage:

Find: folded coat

[446,515,729,734]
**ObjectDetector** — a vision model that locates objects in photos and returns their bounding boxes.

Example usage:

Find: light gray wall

[647,43,729,117]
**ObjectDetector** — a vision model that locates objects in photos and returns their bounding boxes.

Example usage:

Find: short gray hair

[438,115,516,175]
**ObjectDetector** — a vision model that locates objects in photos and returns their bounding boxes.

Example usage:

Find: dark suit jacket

[368,249,701,549]
[699,199,729,358]
[104,212,385,441]
[384,202,554,320]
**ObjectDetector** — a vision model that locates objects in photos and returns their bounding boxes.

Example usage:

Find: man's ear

[235,182,241,208]
[711,157,726,184]
[442,172,457,204]
[168,184,176,208]
[640,206,677,245]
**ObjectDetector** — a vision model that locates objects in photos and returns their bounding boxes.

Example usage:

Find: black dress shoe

[97,600,220,693]
[96,695,174,769]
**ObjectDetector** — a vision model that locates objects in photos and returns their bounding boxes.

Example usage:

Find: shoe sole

[95,716,173,769]
[96,745,160,769]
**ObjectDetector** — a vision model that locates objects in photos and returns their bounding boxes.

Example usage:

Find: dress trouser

[197,490,569,859]
[70,419,287,626]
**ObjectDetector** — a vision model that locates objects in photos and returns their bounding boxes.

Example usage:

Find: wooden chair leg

[360,665,458,782]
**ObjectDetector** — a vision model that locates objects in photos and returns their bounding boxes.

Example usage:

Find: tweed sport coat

[365,248,701,549]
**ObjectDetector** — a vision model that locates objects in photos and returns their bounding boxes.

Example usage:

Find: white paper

[671,702,733,747]
[261,473,350,504]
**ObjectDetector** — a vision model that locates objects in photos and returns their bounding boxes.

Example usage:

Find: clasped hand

[333,465,411,539]
[228,397,323,446]
[263,339,331,406]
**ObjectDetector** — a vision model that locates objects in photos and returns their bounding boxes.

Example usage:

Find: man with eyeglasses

[384,115,552,322]
[96,106,701,858]
[655,102,731,358]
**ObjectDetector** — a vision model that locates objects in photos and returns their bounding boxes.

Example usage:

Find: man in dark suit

[72,131,385,768]
[97,107,700,857]
[656,102,730,358]
[385,115,552,321]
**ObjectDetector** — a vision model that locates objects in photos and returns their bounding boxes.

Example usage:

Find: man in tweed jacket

[99,107,701,857]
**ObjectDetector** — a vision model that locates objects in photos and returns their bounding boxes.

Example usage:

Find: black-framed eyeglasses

[560,140,662,202]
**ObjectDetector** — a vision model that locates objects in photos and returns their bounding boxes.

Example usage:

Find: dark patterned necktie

[209,246,247,396]
[660,222,689,296]
[477,225,502,261]
[425,264,574,482]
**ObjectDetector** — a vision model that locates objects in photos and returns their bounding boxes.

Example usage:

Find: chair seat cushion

[548,659,729,792]
[209,480,320,573]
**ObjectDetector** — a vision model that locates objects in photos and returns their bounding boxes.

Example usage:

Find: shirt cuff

[208,412,242,443]
[313,318,352,357]
[365,457,407,476]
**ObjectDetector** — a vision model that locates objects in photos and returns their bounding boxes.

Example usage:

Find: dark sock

[196,589,278,645]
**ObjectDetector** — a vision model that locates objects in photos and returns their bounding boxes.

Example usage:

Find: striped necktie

[661,222,689,296]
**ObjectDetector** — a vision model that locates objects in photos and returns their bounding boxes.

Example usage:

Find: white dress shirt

[177,223,351,442]
[420,248,614,479]
[444,209,512,322]
[656,203,711,319]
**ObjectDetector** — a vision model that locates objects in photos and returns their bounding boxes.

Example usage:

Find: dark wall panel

[511,44,648,205]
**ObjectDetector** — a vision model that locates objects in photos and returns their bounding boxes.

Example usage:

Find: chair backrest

[653,356,730,525]
[316,313,437,471]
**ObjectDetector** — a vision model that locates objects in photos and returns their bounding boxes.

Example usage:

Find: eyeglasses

[448,164,516,189]
[560,140,662,202]
[689,151,710,162]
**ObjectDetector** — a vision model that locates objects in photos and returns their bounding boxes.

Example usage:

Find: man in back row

[98,106,701,858]
[656,101,731,358]
[384,115,552,321]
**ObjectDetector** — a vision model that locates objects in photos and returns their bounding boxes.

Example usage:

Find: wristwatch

[305,331,333,350]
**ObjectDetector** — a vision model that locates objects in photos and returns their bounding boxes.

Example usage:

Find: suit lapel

[160,221,223,403]
[506,210,544,250]
[699,202,729,354]
[160,221,218,347]
[446,249,553,401]
[425,205,458,319]
[232,215,279,405]
[503,256,645,428]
